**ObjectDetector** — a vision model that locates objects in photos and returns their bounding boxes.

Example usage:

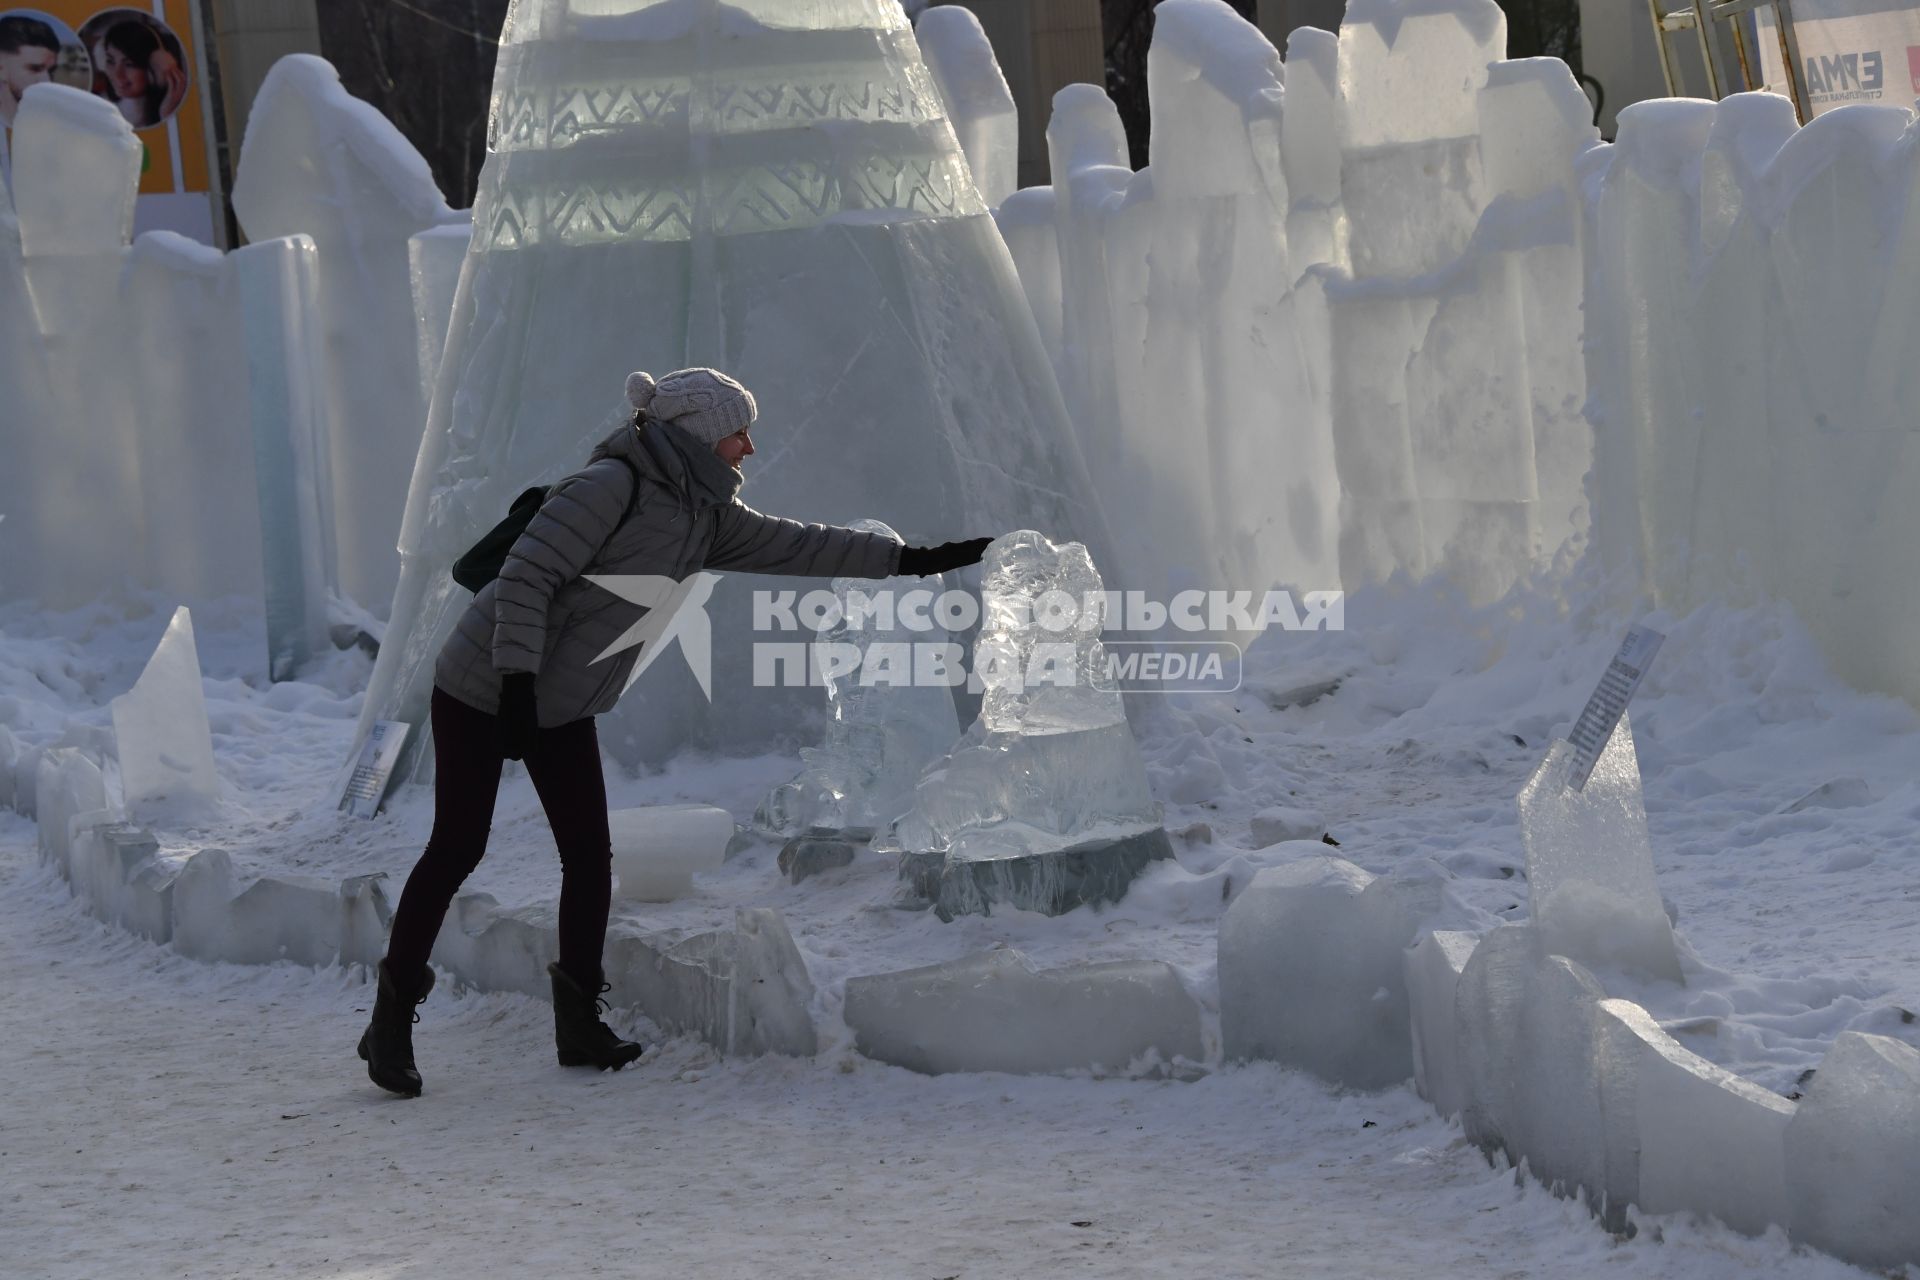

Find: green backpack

[450,458,642,593]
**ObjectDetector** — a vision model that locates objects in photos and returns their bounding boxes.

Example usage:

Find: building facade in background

[1,0,218,240]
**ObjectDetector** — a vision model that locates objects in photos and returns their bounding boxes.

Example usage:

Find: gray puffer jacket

[435,418,902,727]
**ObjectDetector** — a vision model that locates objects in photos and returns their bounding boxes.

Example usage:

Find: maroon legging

[383,687,612,987]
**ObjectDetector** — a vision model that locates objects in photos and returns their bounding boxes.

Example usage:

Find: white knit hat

[625,368,758,445]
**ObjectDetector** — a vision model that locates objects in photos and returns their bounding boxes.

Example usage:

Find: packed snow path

[0,825,1869,1279]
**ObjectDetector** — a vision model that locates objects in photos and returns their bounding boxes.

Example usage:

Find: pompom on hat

[625,368,757,446]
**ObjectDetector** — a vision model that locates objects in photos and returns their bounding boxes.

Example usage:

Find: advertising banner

[1758,0,1920,115]
[1,1,216,240]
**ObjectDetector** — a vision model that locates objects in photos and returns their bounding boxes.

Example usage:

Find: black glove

[897,537,992,577]
[496,672,539,761]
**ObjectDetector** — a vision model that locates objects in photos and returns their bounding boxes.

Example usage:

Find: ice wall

[360,0,1109,773]
[0,66,457,669]
[996,0,1599,616]
[0,85,272,609]
[233,56,464,613]
[1585,93,1920,709]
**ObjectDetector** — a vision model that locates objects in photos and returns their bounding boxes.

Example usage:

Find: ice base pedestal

[897,824,1173,920]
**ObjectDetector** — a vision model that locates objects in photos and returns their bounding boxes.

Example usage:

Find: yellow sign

[1,2,210,195]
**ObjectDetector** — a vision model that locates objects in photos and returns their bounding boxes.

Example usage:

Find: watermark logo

[585,572,719,699]
[587,579,1340,701]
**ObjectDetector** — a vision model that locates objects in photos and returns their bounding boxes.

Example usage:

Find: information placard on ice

[338,720,410,818]
[1565,626,1664,792]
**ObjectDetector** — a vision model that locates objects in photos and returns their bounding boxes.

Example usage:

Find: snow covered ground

[0,812,1880,1279]
[5,568,1916,1100]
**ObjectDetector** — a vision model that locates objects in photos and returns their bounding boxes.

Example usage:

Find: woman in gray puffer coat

[359,368,991,1097]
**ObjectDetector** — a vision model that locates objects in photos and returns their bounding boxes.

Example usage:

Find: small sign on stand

[1565,626,1665,791]
[338,720,410,818]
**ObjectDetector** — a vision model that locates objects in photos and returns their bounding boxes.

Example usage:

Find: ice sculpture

[759,519,959,837]
[233,55,462,612]
[1515,713,1681,982]
[111,606,220,813]
[915,6,1016,208]
[882,531,1168,918]
[358,0,1108,775]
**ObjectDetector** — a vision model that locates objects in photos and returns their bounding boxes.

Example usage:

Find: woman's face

[712,427,755,471]
[102,44,148,99]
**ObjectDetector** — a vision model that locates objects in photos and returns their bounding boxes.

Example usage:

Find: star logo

[584,572,720,702]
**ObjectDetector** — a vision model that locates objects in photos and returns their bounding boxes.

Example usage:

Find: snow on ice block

[8,84,140,256]
[605,908,817,1057]
[1147,0,1285,198]
[608,805,732,902]
[1516,714,1681,983]
[1785,1032,1920,1271]
[843,949,1203,1076]
[68,823,174,945]
[1406,929,1478,1118]
[1475,58,1599,202]
[172,849,385,969]
[1597,998,1792,1237]
[1218,855,1446,1088]
[916,6,1018,209]
[1337,0,1506,149]
[34,748,110,874]
[111,606,220,814]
